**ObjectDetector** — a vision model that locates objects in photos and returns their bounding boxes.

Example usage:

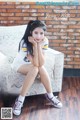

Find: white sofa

[0,25,64,96]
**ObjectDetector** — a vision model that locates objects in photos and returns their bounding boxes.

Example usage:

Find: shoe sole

[13,109,21,116]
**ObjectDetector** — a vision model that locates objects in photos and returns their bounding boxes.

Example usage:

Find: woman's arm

[28,37,39,67]
[32,44,39,67]
[38,37,49,67]
[37,43,45,67]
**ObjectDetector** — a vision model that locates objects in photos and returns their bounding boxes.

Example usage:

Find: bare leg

[13,64,39,116]
[17,64,38,96]
[38,66,52,93]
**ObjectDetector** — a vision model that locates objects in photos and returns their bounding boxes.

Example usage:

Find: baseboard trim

[63,68,80,77]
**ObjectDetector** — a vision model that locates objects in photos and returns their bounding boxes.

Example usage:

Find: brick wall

[0,2,80,69]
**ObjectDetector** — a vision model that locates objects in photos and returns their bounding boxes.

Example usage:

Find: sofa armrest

[53,49,64,91]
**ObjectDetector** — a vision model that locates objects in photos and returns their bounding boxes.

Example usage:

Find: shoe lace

[52,97,60,104]
[14,100,23,109]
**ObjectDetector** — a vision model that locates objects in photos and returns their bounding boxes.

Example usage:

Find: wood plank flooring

[0,77,80,120]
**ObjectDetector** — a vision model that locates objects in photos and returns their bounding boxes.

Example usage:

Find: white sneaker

[13,98,23,116]
[45,94,63,108]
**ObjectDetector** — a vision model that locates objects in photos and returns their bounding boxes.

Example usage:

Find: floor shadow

[1,92,59,108]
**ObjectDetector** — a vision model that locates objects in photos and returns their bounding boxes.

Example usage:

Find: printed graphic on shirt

[19,40,29,62]
[42,44,48,50]
[21,41,28,52]
[21,47,27,52]
[24,56,30,62]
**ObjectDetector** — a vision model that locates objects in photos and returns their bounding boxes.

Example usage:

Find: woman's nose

[37,34,40,39]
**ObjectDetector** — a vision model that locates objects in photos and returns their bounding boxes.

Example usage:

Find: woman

[12,20,62,116]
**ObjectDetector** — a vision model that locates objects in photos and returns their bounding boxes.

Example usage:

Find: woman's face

[32,27,45,42]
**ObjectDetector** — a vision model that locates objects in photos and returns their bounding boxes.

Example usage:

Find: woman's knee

[38,66,45,74]
[31,65,39,74]
[38,65,45,71]
[17,64,39,76]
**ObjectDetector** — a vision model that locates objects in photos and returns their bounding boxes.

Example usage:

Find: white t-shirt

[18,37,48,62]
[11,37,48,71]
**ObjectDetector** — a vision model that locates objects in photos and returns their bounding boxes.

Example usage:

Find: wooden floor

[0,77,80,120]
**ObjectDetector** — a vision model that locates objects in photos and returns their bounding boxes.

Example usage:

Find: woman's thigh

[17,64,33,75]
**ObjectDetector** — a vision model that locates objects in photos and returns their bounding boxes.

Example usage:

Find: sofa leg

[53,92,59,96]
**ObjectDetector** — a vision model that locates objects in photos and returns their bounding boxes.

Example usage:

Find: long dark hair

[18,20,46,56]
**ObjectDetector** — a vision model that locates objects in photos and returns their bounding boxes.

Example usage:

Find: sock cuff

[18,95,25,102]
[47,93,54,98]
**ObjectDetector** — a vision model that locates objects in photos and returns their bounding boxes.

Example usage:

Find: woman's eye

[34,32,44,35]
[35,32,38,34]
[40,32,43,35]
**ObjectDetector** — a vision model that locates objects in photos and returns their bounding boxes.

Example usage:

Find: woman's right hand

[28,36,37,46]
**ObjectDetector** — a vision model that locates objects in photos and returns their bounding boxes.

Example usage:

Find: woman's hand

[28,36,37,46]
[28,36,39,67]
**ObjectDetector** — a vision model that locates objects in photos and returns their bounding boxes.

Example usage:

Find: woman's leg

[38,66,52,93]
[18,64,38,96]
[13,64,38,115]
[38,66,62,108]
